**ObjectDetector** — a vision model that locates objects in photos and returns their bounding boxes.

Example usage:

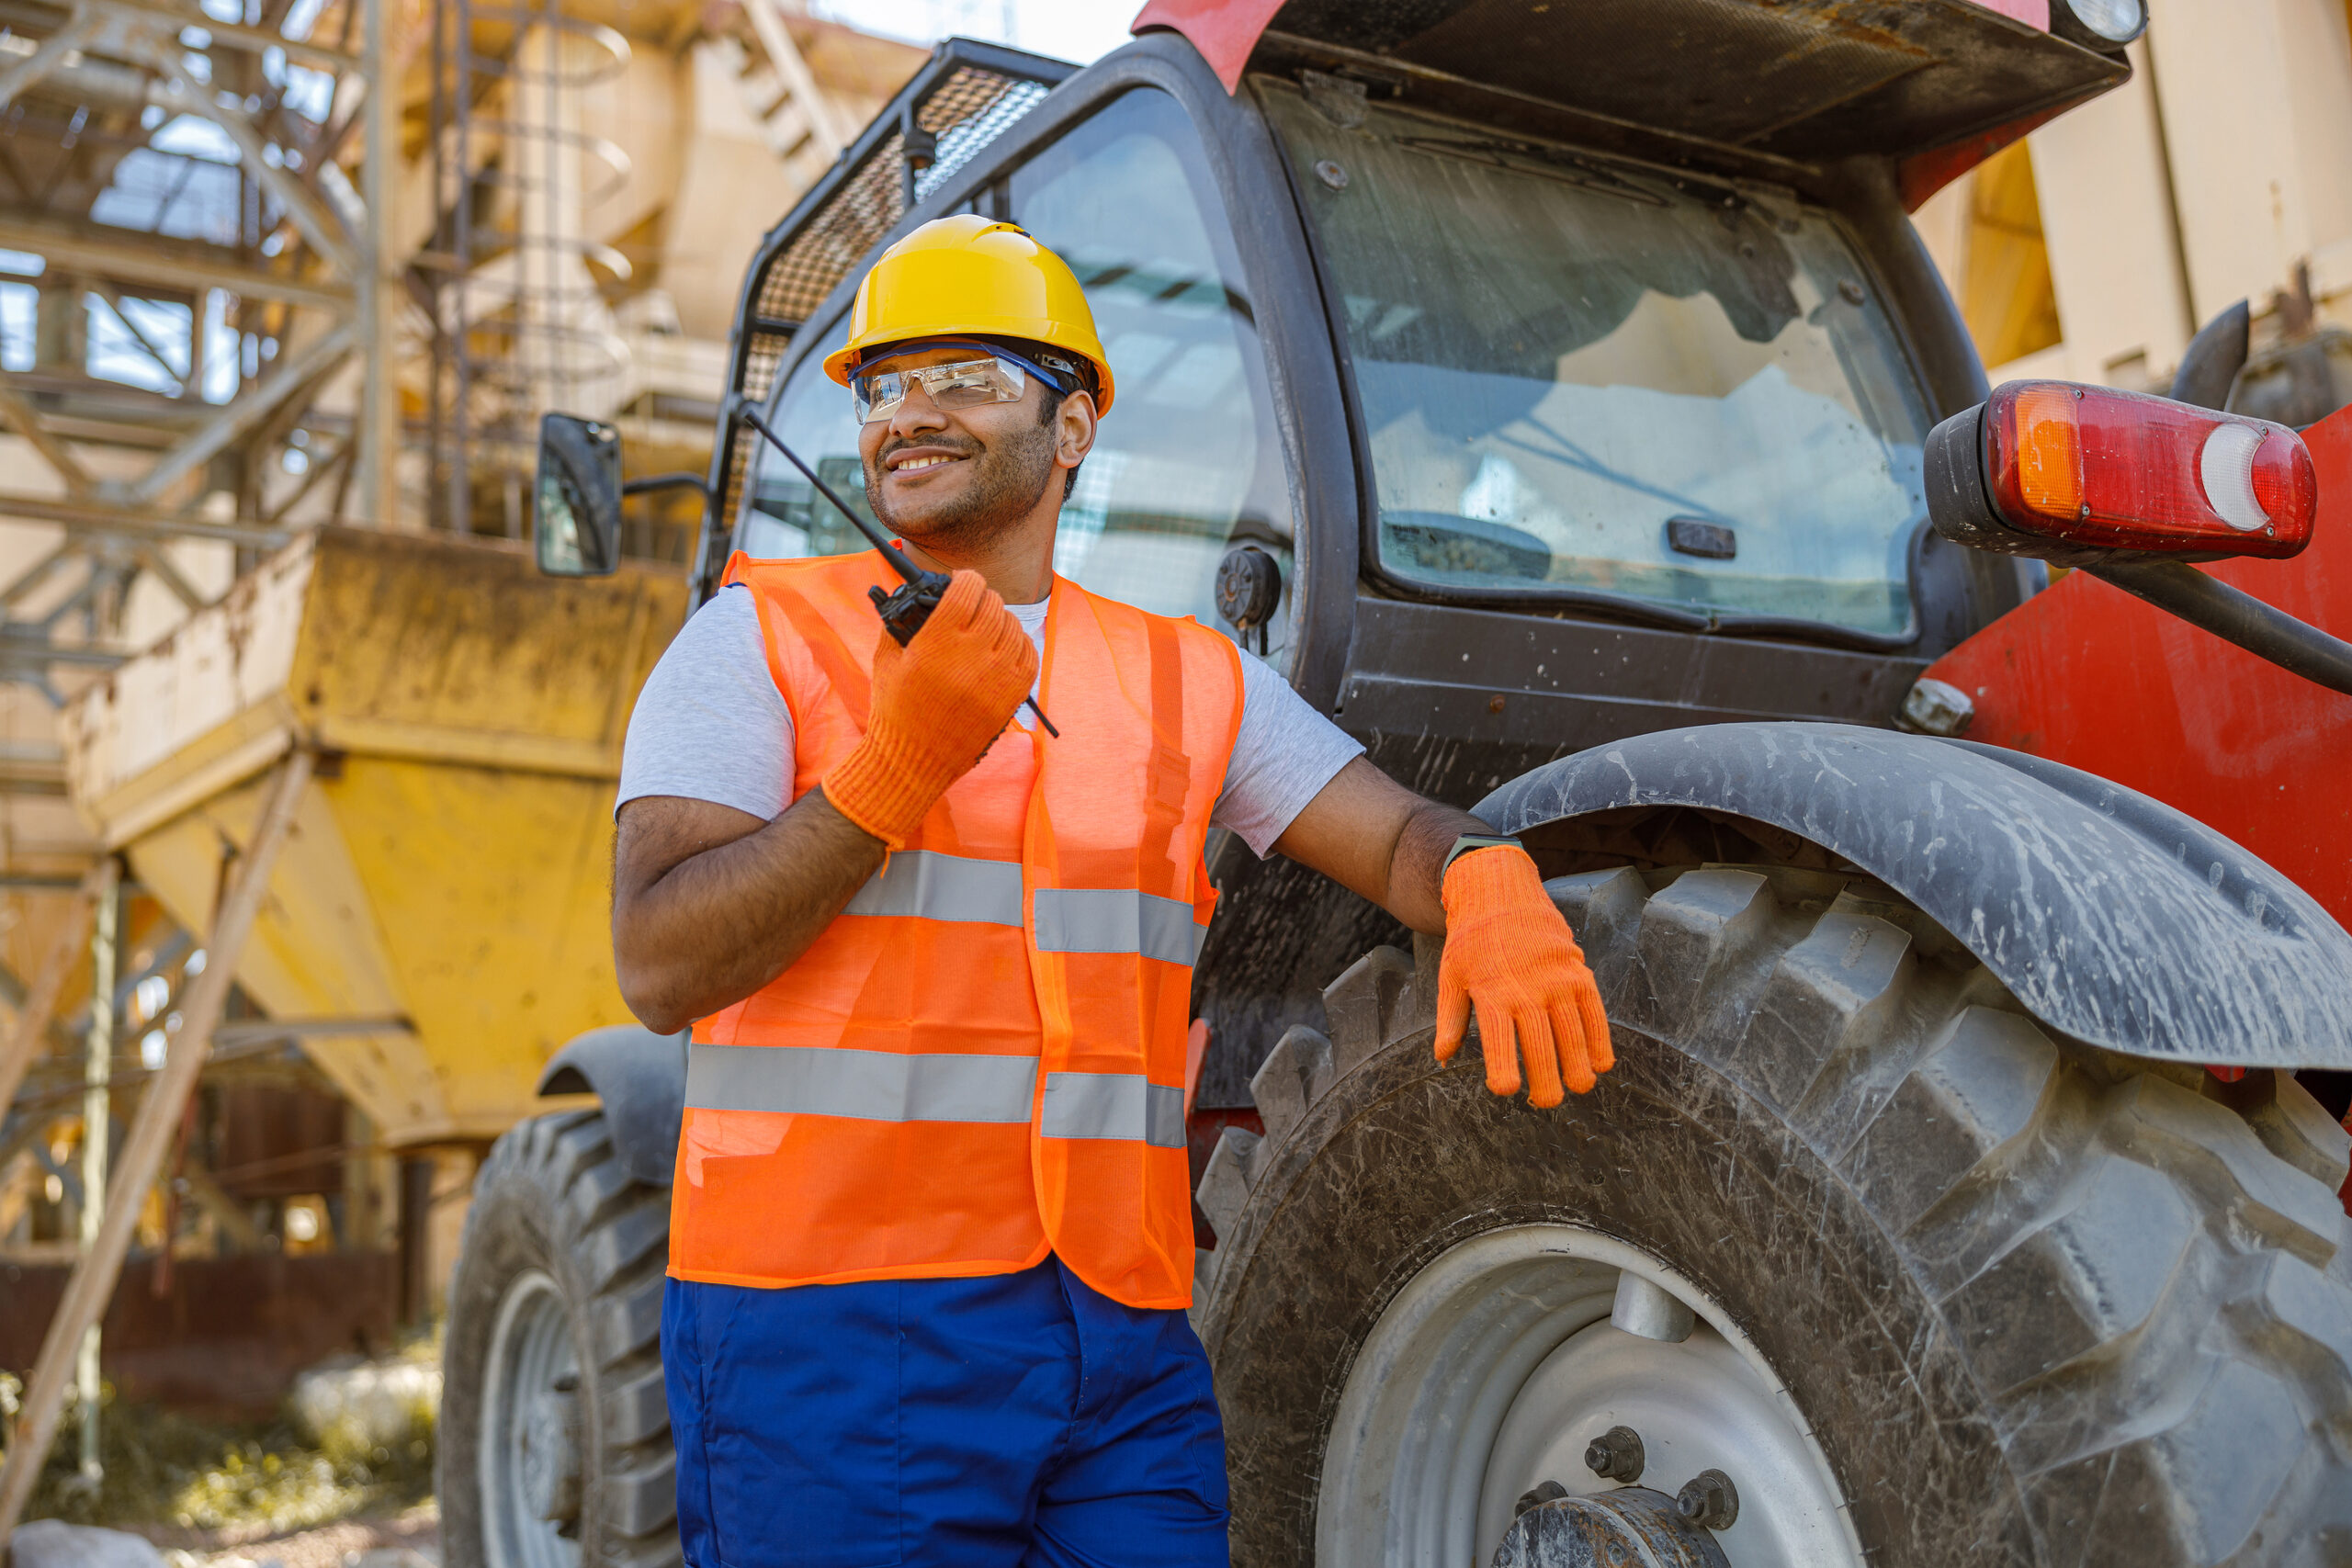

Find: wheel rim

[1315,1224,1863,1568]
[480,1268,583,1568]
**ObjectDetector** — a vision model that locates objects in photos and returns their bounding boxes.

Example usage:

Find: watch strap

[1442,832,1522,878]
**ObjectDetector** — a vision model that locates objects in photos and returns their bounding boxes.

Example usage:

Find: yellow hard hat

[822,214,1116,415]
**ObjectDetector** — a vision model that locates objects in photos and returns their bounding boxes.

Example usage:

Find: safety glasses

[850,343,1069,424]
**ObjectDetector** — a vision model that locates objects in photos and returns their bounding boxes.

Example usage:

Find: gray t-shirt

[616,585,1363,857]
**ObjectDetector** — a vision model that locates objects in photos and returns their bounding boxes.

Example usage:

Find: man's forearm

[1383,797,1490,932]
[1270,757,1488,934]
[613,788,886,1032]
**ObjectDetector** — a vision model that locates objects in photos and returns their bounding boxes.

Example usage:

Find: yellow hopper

[59,526,684,1148]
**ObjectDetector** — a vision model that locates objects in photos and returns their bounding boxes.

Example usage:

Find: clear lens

[852,355,1026,423]
[851,367,907,423]
[930,360,1023,409]
[2066,0,2144,42]
[2199,423,2268,531]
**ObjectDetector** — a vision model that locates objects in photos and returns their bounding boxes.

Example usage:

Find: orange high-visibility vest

[666,549,1245,1311]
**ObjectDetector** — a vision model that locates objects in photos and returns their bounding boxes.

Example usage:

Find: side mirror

[1923,380,2316,568]
[536,413,622,577]
[2168,299,2250,412]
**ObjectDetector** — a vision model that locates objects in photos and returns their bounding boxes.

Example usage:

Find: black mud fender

[1475,722,2352,1069]
[535,1024,688,1186]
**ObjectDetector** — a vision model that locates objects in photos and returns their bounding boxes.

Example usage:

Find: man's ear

[1056,389,1099,471]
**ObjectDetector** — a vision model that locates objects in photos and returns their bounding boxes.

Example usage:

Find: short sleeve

[615,586,795,820]
[1210,651,1365,857]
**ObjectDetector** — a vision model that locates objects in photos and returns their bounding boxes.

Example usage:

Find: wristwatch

[1442,832,1522,877]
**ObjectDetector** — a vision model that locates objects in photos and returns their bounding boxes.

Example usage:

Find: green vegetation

[0,1337,437,1538]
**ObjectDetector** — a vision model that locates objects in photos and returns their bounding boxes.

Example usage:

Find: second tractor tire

[441,1109,682,1568]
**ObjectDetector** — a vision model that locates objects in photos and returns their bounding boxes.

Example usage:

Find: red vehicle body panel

[1922,403,2352,932]
[1129,0,1283,91]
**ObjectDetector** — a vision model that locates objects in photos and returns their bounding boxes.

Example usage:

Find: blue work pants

[662,1256,1230,1568]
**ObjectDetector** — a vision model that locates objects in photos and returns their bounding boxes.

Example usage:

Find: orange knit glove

[820,570,1037,847]
[1435,845,1613,1107]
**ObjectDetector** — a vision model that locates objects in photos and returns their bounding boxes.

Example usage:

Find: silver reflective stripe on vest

[842,850,1024,926]
[1032,888,1203,966]
[1039,1071,1188,1148]
[686,1043,1037,1123]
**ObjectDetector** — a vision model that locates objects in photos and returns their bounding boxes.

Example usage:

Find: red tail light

[1983,381,2316,559]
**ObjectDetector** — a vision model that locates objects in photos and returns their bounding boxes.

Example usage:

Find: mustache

[877,432,983,467]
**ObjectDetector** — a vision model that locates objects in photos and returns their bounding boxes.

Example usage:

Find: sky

[809,0,1141,65]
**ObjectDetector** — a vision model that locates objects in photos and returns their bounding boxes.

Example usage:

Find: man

[612,214,1611,1568]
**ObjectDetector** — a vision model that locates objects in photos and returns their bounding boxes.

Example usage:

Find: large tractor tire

[442,1110,682,1568]
[1193,864,2352,1568]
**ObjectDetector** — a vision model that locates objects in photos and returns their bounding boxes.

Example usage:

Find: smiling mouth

[889,453,965,473]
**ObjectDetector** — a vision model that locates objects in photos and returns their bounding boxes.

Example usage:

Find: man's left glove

[1434,844,1613,1107]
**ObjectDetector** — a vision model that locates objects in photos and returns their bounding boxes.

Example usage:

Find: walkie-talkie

[741,410,1057,737]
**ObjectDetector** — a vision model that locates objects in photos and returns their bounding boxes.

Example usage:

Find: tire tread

[442,1111,682,1568]
[1201,864,2352,1566]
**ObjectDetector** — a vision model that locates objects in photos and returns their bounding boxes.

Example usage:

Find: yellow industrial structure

[59,526,682,1147]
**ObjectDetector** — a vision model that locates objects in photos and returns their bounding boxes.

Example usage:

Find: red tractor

[458,4,2352,1565]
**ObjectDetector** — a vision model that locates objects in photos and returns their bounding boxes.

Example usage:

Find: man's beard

[866,419,1058,554]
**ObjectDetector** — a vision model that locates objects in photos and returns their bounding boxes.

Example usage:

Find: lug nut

[1513,1479,1567,1518]
[1583,1425,1645,1483]
[1676,1468,1739,1531]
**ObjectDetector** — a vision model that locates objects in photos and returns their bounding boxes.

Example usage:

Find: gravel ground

[142,1501,440,1568]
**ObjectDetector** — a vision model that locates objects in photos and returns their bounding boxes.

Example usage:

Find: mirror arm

[2086,559,2352,697]
[622,472,712,499]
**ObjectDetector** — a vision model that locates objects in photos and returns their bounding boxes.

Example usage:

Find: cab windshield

[1262,83,1935,641]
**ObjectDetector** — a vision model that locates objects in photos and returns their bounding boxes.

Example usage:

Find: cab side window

[739,88,1294,660]
[740,343,883,562]
[1010,88,1295,658]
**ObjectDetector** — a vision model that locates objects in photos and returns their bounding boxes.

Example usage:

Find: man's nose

[887,382,952,440]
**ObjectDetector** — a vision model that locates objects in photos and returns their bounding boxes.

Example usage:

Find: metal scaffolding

[0,0,395,704]
[423,0,628,536]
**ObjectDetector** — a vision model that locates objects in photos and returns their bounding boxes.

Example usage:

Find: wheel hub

[1315,1225,1862,1568]
[1493,1488,1730,1568]
[481,1269,584,1568]
[519,1374,582,1526]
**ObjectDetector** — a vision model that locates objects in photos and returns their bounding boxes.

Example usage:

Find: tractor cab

[697,3,2126,707]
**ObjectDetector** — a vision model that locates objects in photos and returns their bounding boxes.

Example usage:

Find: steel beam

[0,380,96,495]
[0,8,96,113]
[356,0,397,525]
[0,752,313,1541]
[0,627,123,668]
[0,213,356,312]
[129,320,354,505]
[137,63,356,276]
[85,0,357,72]
[74,859,117,1483]
[0,491,289,546]
[741,0,850,154]
[0,862,107,1125]
[132,542,202,607]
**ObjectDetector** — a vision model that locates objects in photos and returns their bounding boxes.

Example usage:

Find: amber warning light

[1976,381,2318,559]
